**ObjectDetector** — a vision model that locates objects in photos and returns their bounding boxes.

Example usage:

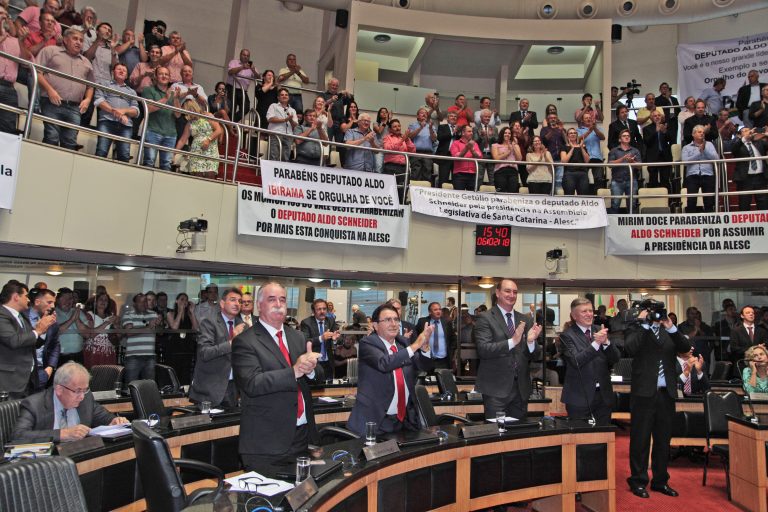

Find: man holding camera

[227,49,259,123]
[625,302,690,499]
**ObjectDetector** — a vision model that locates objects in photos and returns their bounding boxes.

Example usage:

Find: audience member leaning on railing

[0,3,31,134]
[174,98,222,179]
[93,61,138,162]
[141,65,179,170]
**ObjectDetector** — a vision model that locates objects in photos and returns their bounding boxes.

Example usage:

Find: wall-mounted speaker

[611,24,622,42]
[305,286,315,303]
[335,9,348,29]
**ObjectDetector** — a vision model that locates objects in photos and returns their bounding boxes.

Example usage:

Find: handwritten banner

[605,212,768,255]
[0,132,22,210]
[260,159,399,209]
[238,185,409,248]
[409,187,608,229]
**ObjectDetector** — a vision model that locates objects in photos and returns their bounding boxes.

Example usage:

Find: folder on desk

[381,429,441,447]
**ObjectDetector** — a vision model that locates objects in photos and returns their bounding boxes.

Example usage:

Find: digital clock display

[475,224,512,256]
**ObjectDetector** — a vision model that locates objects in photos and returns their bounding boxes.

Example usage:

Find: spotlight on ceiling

[658,0,679,15]
[617,0,637,16]
[547,46,565,55]
[393,0,410,8]
[538,3,557,19]
[308,278,324,283]
[280,1,303,12]
[373,34,391,43]
[712,0,735,6]
[577,1,597,19]
[115,266,135,271]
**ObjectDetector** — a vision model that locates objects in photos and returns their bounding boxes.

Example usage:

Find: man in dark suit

[729,305,768,369]
[435,111,458,187]
[347,304,434,435]
[300,298,340,380]
[13,362,127,443]
[474,279,542,420]
[27,288,61,391]
[0,280,56,398]
[608,105,643,155]
[232,282,322,473]
[625,309,690,499]
[559,298,620,426]
[386,298,415,338]
[507,98,538,138]
[643,110,674,191]
[674,348,709,396]
[682,99,719,146]
[736,70,766,128]
[412,302,456,370]
[730,127,768,212]
[189,287,245,408]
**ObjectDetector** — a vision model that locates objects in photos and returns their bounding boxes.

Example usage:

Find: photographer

[625,300,690,499]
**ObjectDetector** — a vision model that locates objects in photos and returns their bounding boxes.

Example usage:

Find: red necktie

[585,329,592,341]
[390,345,406,422]
[227,320,234,339]
[748,326,754,342]
[682,360,692,395]
[277,331,304,419]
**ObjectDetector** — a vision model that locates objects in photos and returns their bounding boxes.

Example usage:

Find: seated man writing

[13,362,127,442]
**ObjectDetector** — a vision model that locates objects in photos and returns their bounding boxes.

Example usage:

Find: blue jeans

[610,179,639,213]
[41,97,81,149]
[143,130,177,170]
[124,355,156,385]
[95,120,133,162]
[0,83,19,134]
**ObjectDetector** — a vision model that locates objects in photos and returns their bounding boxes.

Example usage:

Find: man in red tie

[347,303,434,436]
[233,282,322,473]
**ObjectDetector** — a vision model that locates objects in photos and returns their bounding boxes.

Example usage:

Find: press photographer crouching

[624,299,690,499]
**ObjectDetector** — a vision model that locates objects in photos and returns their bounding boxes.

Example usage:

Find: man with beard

[233,283,322,473]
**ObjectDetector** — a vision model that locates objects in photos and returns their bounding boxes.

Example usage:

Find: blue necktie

[318,321,327,360]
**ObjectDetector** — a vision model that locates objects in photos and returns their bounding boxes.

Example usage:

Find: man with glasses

[343,112,378,172]
[13,362,127,442]
[347,303,434,436]
[189,288,245,408]
[239,292,255,327]
[0,280,56,398]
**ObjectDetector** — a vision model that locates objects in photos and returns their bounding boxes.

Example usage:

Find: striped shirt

[122,310,158,357]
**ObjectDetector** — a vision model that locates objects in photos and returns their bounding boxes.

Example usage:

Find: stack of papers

[4,442,53,459]
[224,471,294,496]
[89,424,132,439]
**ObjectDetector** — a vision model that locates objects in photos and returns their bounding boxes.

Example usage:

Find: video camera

[626,299,667,324]
[625,79,641,96]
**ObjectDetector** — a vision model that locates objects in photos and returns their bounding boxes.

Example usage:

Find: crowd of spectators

[0,1,766,211]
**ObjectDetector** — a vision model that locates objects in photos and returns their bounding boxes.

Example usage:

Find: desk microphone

[738,358,760,423]
[562,335,596,427]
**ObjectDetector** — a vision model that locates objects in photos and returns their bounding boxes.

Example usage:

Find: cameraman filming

[625,300,690,499]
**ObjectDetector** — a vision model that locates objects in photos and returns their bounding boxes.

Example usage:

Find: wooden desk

[728,415,768,512]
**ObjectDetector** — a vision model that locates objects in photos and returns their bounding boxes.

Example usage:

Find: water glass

[365,421,377,446]
[114,381,122,397]
[295,456,311,485]
[496,411,507,433]
[200,401,211,414]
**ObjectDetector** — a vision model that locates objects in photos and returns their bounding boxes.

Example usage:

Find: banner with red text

[677,32,768,122]
[409,186,608,229]
[0,132,22,210]
[238,184,409,248]
[260,159,399,209]
[605,212,768,255]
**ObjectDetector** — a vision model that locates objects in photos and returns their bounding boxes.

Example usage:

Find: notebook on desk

[381,429,440,447]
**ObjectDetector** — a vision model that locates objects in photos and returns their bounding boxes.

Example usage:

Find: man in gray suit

[474,279,542,420]
[0,280,56,398]
[189,287,245,408]
[233,282,322,473]
[13,362,127,442]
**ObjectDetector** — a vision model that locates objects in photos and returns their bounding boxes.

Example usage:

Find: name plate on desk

[750,392,768,401]
[56,435,104,457]
[170,414,211,429]
[362,439,400,461]
[285,476,318,511]
[466,391,483,401]
[460,423,499,439]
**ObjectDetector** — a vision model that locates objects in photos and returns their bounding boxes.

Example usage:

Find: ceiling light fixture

[359,287,371,291]
[45,270,63,276]
[308,278,324,283]
[547,46,565,55]
[478,277,495,289]
[373,34,391,43]
[538,3,557,19]
[115,266,135,271]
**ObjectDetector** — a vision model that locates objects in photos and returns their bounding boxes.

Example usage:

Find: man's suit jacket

[189,313,243,406]
[0,306,41,397]
[643,123,673,163]
[299,316,340,359]
[674,359,710,395]
[737,82,767,113]
[347,333,433,435]
[729,323,768,358]
[608,119,643,154]
[436,123,459,155]
[399,319,415,338]
[13,388,115,442]
[474,307,539,402]
[559,323,620,408]
[412,316,456,362]
[472,124,498,153]
[508,110,538,138]
[683,114,719,146]
[730,138,768,183]
[27,310,61,390]
[624,324,690,399]
[232,321,321,456]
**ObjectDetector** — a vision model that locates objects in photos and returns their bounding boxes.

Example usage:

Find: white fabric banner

[677,32,768,120]
[605,212,768,255]
[238,185,409,248]
[409,187,608,229]
[0,132,22,210]
[260,159,399,209]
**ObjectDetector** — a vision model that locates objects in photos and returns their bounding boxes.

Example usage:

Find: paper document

[610,375,623,382]
[209,408,225,414]
[318,397,340,403]
[89,424,132,438]
[486,416,519,423]
[224,471,294,496]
